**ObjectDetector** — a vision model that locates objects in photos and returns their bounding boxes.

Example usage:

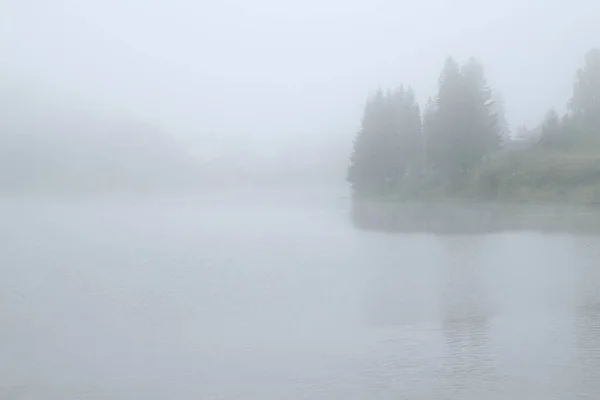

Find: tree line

[348,49,600,199]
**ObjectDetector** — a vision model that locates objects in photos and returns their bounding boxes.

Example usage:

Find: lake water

[2,189,600,399]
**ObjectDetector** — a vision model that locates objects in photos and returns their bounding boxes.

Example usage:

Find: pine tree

[537,108,570,150]
[569,48,600,131]
[491,90,510,145]
[461,57,500,163]
[426,56,500,183]
[428,57,465,180]
[347,91,397,195]
[392,86,422,178]
[348,87,423,197]
[348,92,381,195]
[541,109,561,136]
[422,97,438,174]
[567,48,600,144]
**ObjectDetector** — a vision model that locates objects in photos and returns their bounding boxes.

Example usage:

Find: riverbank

[388,149,600,205]
[350,147,600,234]
[351,199,600,234]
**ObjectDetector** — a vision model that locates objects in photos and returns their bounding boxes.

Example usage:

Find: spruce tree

[460,57,500,164]
[348,87,423,197]
[426,56,500,184]
[569,48,600,138]
[422,97,438,174]
[428,57,465,180]
[348,91,398,196]
[491,90,509,146]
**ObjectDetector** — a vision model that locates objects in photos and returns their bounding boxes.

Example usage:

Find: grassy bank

[476,149,600,205]
[350,145,600,234]
[382,147,600,207]
[351,199,600,235]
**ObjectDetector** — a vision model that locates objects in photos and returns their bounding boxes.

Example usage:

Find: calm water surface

[2,190,600,399]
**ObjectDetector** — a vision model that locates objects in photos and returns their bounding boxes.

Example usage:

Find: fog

[4,1,600,399]
[2,0,599,180]
[5,193,600,399]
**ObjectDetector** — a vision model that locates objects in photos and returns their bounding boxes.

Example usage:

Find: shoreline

[351,198,600,235]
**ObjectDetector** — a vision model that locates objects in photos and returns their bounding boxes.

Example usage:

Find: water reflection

[5,196,600,399]
[570,238,600,397]
[352,200,600,235]
[437,236,498,398]
[573,302,600,397]
[360,232,600,399]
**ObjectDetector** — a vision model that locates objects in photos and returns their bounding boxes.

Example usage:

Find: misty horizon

[3,0,599,159]
[5,1,600,399]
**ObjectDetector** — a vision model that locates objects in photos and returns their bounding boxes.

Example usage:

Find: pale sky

[2,0,599,157]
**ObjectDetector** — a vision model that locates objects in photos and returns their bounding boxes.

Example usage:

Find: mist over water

[3,0,600,398]
[3,190,600,399]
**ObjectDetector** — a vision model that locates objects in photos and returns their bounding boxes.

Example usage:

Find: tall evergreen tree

[542,108,561,135]
[422,97,438,173]
[569,48,600,136]
[461,57,500,162]
[537,108,563,148]
[348,88,422,196]
[491,90,510,145]
[428,57,463,178]
[426,56,500,183]
[392,86,422,177]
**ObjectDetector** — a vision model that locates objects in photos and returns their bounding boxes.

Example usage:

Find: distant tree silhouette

[348,88,421,196]
[426,57,500,183]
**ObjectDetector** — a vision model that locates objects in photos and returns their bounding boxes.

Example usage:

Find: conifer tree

[348,88,422,196]
[569,48,600,130]
[426,57,500,182]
